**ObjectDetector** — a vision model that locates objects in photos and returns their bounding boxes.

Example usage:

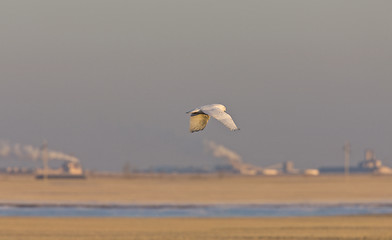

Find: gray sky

[1,1,391,171]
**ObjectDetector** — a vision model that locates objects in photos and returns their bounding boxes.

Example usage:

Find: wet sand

[0,174,391,204]
[1,216,392,240]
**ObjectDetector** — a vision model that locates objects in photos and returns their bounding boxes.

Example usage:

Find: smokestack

[344,141,351,177]
[41,141,49,180]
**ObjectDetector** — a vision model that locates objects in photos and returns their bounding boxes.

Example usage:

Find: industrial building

[319,148,392,174]
[35,161,85,179]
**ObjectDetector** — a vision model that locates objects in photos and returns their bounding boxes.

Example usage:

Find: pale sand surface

[0,174,391,204]
[0,216,392,240]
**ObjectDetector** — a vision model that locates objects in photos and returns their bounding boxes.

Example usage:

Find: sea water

[1,203,392,217]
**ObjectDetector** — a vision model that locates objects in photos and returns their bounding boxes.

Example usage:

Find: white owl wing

[202,107,239,131]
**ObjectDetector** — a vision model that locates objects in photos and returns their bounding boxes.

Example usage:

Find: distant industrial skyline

[1,1,392,171]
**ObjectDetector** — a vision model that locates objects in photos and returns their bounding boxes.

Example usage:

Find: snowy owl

[186,104,239,133]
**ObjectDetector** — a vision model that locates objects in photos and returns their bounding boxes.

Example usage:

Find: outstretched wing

[189,112,210,133]
[202,108,239,131]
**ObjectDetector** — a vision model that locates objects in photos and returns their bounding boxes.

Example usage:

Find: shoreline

[1,200,392,208]
[2,201,392,218]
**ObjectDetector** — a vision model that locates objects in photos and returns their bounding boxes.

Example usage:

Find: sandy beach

[0,216,391,240]
[0,174,391,204]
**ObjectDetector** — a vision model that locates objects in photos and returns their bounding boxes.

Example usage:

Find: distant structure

[283,161,300,174]
[319,147,392,175]
[0,140,86,178]
[303,169,320,176]
[40,141,49,179]
[358,149,382,170]
[36,161,85,179]
[283,161,294,174]
[205,140,323,176]
[0,167,34,174]
[264,161,299,175]
[358,149,392,175]
[35,141,85,179]
[374,166,392,175]
[205,140,279,175]
[344,141,351,176]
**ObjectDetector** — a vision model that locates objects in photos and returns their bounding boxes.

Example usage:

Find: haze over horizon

[1,1,391,171]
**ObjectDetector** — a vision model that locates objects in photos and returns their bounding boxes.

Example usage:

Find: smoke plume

[0,141,10,157]
[0,140,79,163]
[204,140,242,163]
[204,140,262,175]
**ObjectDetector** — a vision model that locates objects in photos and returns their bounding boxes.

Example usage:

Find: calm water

[1,203,392,217]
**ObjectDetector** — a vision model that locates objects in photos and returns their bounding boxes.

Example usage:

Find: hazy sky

[1,1,391,171]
